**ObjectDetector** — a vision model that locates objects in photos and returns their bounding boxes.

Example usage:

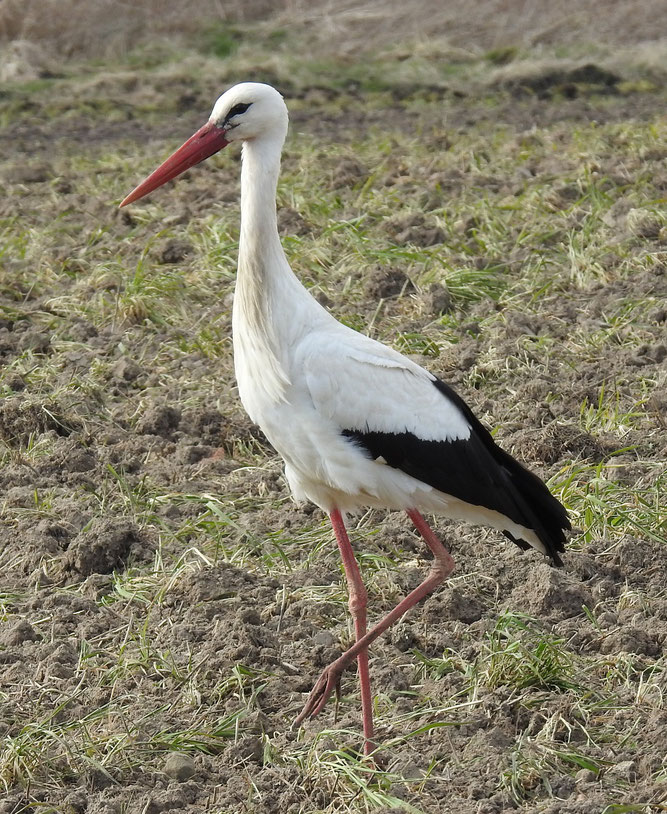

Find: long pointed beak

[120,121,229,207]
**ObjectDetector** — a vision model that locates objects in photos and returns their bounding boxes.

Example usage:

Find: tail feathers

[430,378,570,566]
[497,448,569,566]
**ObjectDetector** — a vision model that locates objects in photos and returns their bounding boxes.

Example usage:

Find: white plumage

[121,82,569,755]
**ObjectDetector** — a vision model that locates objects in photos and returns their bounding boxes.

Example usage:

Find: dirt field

[0,3,666,813]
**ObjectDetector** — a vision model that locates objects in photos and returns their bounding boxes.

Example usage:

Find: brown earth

[1,52,666,814]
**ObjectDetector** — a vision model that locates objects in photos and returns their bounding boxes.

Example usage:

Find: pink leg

[327,509,375,755]
[295,509,455,726]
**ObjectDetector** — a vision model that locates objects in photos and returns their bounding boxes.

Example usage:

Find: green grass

[554,460,665,545]
[0,24,666,814]
[479,613,579,692]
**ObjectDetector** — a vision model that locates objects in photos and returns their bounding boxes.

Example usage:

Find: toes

[295,677,334,724]
[294,662,347,727]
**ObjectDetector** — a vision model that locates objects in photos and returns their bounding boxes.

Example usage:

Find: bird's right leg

[326,508,375,756]
[295,509,455,726]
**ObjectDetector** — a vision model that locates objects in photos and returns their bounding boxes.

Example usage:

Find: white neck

[238,135,287,294]
[232,134,313,404]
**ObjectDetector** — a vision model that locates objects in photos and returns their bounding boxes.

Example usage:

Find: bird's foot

[294,657,346,726]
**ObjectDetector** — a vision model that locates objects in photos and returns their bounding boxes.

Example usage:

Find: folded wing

[301,328,569,564]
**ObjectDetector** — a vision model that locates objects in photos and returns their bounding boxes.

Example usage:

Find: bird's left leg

[321,508,375,755]
[295,509,455,725]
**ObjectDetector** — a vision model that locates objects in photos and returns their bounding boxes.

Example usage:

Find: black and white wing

[300,328,569,564]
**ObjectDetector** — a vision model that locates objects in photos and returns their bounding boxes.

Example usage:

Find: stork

[121,82,569,756]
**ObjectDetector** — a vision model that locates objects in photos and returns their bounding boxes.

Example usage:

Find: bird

[121,82,570,756]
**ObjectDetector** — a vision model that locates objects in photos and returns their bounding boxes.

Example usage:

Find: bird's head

[120,82,288,207]
[210,82,288,143]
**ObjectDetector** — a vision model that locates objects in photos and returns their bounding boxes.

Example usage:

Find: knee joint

[348,588,368,614]
[430,555,455,583]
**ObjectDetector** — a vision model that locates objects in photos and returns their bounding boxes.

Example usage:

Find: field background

[0,2,666,813]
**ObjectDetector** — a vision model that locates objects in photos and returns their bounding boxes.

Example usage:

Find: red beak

[120,121,229,207]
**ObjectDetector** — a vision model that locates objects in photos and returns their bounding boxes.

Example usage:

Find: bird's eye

[227,102,251,119]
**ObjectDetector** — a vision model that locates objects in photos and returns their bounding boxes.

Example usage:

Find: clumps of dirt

[183,408,228,444]
[602,198,666,241]
[181,407,272,453]
[509,563,592,620]
[626,207,665,240]
[388,82,450,101]
[492,61,621,98]
[170,561,277,605]
[423,584,486,623]
[64,518,144,577]
[112,357,143,382]
[363,266,413,300]
[0,39,58,83]
[136,403,182,437]
[16,328,51,353]
[501,308,541,338]
[3,161,53,184]
[330,156,369,188]
[28,520,73,556]
[163,753,197,782]
[419,283,453,316]
[278,205,312,237]
[383,212,446,246]
[0,619,40,646]
[581,264,667,320]
[599,626,661,657]
[607,537,667,593]
[35,641,80,681]
[158,239,194,264]
[43,438,97,474]
[507,423,614,465]
[0,398,78,445]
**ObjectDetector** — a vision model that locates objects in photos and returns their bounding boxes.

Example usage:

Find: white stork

[121,82,569,756]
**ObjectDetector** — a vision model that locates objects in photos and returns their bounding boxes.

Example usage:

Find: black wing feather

[342,377,569,565]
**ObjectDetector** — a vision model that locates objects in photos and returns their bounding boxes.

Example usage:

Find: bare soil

[1,48,666,814]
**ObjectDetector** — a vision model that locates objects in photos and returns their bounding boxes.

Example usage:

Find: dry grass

[281,0,667,53]
[0,0,274,58]
[1,0,666,62]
